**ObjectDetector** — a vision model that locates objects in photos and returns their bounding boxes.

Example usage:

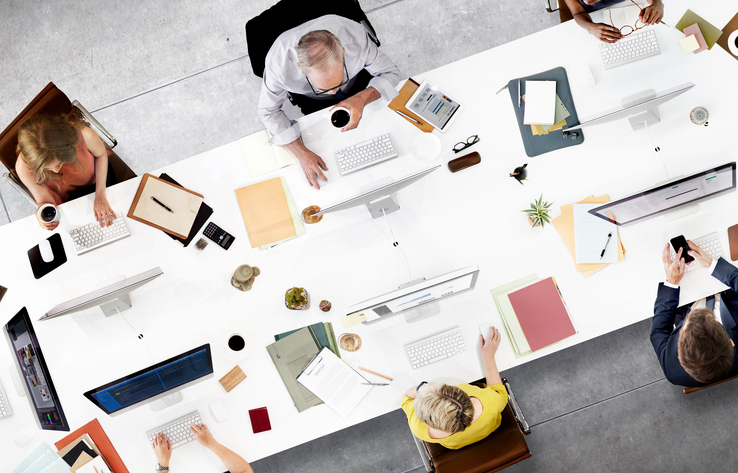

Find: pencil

[359,367,393,381]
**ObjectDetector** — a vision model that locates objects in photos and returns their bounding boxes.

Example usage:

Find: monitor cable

[380,207,413,282]
[644,121,668,179]
[115,307,154,363]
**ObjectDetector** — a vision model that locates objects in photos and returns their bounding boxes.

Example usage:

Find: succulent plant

[522,194,553,228]
[285,287,309,309]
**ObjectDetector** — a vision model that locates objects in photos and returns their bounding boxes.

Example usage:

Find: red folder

[507,277,576,352]
[55,418,129,473]
[248,407,272,433]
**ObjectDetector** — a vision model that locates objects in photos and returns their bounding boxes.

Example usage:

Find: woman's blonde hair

[16,112,84,185]
[414,384,474,434]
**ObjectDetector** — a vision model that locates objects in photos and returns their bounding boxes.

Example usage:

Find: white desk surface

[3,3,738,470]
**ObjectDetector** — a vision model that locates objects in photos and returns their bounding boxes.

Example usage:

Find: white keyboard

[404,325,467,370]
[599,29,661,70]
[334,133,398,176]
[146,411,202,449]
[0,379,13,419]
[69,213,131,255]
[670,232,724,273]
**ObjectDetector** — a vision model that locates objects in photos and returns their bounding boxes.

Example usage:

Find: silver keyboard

[0,378,13,419]
[146,410,202,449]
[69,213,131,255]
[404,325,467,370]
[670,232,724,273]
[599,29,660,69]
[334,133,398,176]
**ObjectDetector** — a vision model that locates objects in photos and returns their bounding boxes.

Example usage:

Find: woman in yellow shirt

[401,326,508,449]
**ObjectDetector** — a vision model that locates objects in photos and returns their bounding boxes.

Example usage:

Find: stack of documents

[11,443,69,473]
[54,419,128,473]
[266,323,339,413]
[239,130,298,178]
[523,81,557,126]
[491,275,577,358]
[552,195,626,278]
[235,177,305,249]
[528,94,570,136]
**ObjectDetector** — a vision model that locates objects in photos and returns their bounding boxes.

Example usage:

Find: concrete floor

[4,0,736,471]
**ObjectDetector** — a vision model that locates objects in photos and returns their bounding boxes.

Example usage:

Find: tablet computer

[405,80,462,133]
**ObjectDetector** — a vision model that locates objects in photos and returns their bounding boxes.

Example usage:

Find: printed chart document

[573,203,618,264]
[297,347,372,418]
[523,81,557,126]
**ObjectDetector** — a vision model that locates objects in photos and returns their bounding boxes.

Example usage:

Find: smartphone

[670,235,694,264]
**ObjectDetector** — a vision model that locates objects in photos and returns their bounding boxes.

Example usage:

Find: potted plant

[523,194,553,228]
[285,287,309,310]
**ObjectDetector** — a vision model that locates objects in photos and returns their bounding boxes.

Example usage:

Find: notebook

[523,81,557,126]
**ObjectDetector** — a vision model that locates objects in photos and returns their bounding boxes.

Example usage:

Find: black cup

[228,335,245,351]
[40,206,57,223]
[331,109,350,128]
[734,35,738,48]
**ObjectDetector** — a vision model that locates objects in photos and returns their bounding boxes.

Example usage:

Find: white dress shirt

[257,15,401,146]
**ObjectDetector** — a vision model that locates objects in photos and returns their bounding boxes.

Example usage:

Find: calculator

[203,222,235,250]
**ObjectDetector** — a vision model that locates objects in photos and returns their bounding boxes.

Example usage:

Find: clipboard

[387,79,435,133]
[127,173,204,239]
[507,67,584,157]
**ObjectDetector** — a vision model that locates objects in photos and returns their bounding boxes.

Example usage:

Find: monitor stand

[398,278,442,323]
[622,89,660,131]
[100,294,132,317]
[664,205,700,221]
[8,363,26,397]
[360,179,399,219]
[149,392,184,412]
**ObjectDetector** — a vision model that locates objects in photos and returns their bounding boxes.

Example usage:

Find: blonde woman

[401,326,508,449]
[15,113,116,230]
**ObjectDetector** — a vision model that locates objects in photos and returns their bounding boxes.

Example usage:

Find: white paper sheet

[574,203,618,264]
[523,81,557,125]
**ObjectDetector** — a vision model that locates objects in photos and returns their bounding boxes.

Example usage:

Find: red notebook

[507,277,576,352]
[55,418,129,473]
[249,407,272,433]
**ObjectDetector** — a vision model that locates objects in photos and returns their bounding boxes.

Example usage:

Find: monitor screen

[589,162,736,225]
[346,266,480,324]
[84,344,213,415]
[5,307,69,431]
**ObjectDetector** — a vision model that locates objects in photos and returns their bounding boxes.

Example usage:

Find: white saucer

[410,133,442,162]
[728,29,738,57]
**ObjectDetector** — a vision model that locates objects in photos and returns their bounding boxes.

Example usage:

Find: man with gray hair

[257,15,400,189]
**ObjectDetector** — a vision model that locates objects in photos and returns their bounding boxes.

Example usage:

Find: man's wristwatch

[155,464,169,472]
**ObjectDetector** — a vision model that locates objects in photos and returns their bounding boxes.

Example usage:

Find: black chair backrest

[245,0,378,78]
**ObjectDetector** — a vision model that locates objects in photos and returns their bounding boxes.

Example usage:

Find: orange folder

[235,177,296,248]
[552,195,625,278]
[387,79,435,133]
[55,418,129,473]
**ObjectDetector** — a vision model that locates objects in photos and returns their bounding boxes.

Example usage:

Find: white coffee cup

[36,204,60,223]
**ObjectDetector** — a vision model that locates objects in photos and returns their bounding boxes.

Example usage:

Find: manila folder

[235,177,296,248]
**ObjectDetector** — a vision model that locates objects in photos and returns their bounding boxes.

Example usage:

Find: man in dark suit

[651,241,738,387]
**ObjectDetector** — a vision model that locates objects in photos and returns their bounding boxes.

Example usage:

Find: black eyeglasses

[453,135,480,153]
[306,63,350,95]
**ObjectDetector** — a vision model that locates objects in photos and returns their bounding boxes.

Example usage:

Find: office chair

[545,0,574,23]
[411,378,532,473]
[245,0,380,78]
[683,373,738,394]
[0,82,136,211]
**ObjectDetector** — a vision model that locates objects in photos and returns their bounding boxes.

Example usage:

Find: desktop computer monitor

[589,162,736,225]
[5,307,70,431]
[564,82,694,132]
[40,267,164,321]
[346,266,480,325]
[315,165,441,219]
[83,343,213,415]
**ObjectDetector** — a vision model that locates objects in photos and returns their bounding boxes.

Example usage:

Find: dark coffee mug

[331,108,350,128]
[36,204,60,223]
[228,334,245,351]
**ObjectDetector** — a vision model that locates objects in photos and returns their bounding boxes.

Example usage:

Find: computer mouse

[38,239,54,263]
[209,398,227,423]
[577,65,596,88]
[479,322,493,342]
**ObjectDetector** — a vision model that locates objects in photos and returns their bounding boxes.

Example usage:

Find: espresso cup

[228,334,246,352]
[36,204,60,223]
[330,107,351,128]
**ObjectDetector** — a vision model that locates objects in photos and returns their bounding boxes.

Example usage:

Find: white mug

[36,204,61,223]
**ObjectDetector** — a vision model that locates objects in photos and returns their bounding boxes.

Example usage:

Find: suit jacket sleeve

[712,257,738,291]
[650,283,680,372]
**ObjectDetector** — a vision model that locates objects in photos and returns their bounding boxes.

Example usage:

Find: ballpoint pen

[518,80,521,107]
[395,109,423,126]
[151,196,173,213]
[361,382,389,386]
[600,232,613,260]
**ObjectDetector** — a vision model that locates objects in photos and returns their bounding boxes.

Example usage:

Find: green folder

[275,322,340,358]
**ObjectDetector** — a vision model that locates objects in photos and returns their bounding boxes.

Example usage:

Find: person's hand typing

[151,432,172,468]
[687,240,713,269]
[94,193,116,227]
[662,243,686,286]
[190,423,217,449]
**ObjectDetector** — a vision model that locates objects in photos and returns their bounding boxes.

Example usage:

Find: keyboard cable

[380,207,413,282]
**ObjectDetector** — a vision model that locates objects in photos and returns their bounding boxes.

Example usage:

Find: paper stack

[53,419,128,473]
[235,177,305,249]
[491,276,577,358]
[523,81,557,126]
[239,130,298,178]
[552,195,626,278]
